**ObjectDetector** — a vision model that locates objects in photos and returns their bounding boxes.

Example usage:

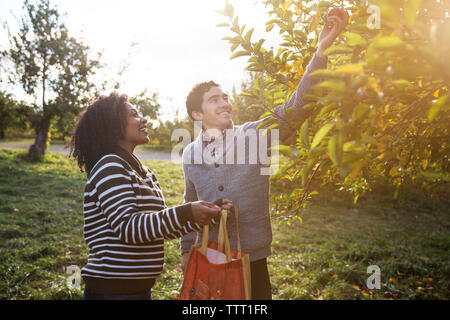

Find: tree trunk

[28,118,50,160]
[29,61,49,161]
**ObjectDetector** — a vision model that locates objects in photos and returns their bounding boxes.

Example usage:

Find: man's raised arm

[273,8,348,141]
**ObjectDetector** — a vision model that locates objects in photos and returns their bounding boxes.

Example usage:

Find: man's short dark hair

[186,81,220,120]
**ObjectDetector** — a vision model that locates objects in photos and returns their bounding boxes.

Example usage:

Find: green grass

[137,144,172,153]
[0,138,65,145]
[270,198,450,299]
[0,148,449,300]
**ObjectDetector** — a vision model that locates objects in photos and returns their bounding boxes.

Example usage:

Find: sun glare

[0,0,271,120]
[53,0,269,120]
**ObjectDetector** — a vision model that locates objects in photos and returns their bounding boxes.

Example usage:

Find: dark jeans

[83,287,152,300]
[250,258,272,300]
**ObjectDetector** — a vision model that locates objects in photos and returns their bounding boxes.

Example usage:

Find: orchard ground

[0,148,448,300]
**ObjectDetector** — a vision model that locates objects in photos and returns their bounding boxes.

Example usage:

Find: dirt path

[0,140,178,161]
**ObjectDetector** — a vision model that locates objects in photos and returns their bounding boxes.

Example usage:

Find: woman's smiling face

[119,103,149,152]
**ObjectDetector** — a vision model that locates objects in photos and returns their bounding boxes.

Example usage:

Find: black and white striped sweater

[81,148,204,293]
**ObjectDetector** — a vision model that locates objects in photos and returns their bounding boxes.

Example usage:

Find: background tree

[230,72,269,125]
[2,0,101,160]
[129,89,161,120]
[150,114,194,149]
[217,0,450,220]
[0,91,23,139]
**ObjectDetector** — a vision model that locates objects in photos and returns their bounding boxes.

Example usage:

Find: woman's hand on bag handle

[182,199,234,274]
[191,200,220,226]
[220,198,234,217]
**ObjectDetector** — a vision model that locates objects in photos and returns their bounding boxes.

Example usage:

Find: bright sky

[0,0,278,121]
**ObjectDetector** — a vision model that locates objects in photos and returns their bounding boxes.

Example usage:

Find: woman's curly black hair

[67,92,129,175]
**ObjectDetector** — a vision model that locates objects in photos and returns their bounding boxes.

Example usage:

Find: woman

[68,92,230,300]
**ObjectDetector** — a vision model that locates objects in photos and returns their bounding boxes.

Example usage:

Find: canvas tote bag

[179,206,251,300]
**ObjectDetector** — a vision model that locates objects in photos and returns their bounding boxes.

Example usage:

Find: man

[180,9,348,300]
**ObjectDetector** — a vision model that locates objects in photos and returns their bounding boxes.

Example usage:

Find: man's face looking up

[192,86,233,131]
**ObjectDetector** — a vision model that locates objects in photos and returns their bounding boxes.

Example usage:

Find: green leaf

[239,92,256,98]
[274,91,285,100]
[318,103,339,118]
[263,122,280,135]
[335,64,364,75]
[254,39,265,52]
[244,28,254,43]
[266,18,279,25]
[348,159,366,183]
[339,153,364,176]
[230,50,251,60]
[215,9,227,16]
[343,141,365,154]
[428,95,448,121]
[259,111,273,119]
[309,146,328,158]
[240,24,246,35]
[314,80,346,92]
[231,42,240,52]
[372,36,404,50]
[256,116,276,130]
[276,21,290,32]
[299,119,309,149]
[404,0,421,27]
[225,1,234,17]
[392,79,413,89]
[216,1,234,17]
[361,135,378,147]
[319,159,332,179]
[311,123,334,150]
[216,23,230,27]
[254,77,260,90]
[323,44,353,55]
[344,32,367,47]
[352,103,370,122]
[328,133,343,167]
[302,158,317,186]
[273,144,294,157]
[309,69,342,80]
[380,3,400,24]
[246,63,264,72]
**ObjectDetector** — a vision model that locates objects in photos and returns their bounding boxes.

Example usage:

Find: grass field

[0,148,448,300]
